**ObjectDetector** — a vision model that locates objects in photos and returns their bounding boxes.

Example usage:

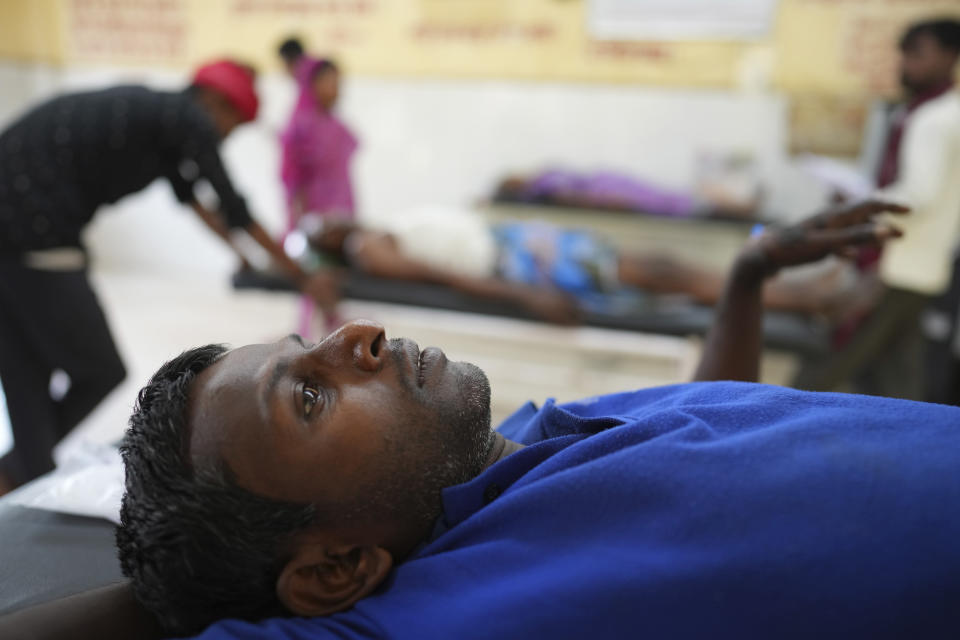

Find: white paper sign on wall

[588,0,780,41]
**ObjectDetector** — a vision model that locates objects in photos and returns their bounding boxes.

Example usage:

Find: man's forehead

[187,342,273,462]
[200,343,271,388]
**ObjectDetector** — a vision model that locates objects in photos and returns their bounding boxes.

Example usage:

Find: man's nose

[333,319,386,372]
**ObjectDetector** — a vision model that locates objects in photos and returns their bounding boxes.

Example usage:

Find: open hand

[742,199,910,279]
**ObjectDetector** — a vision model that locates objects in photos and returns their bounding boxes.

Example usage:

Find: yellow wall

[3,0,956,95]
[46,0,748,87]
[3,0,959,155]
[772,0,959,154]
[0,0,64,63]
[775,0,960,97]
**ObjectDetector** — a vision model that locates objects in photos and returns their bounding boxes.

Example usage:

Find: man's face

[187,320,493,537]
[899,33,957,93]
[200,93,244,139]
[312,68,340,110]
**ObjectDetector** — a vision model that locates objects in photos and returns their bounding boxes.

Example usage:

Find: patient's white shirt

[374,206,498,280]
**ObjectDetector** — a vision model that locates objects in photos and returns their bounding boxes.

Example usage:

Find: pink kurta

[280,58,358,232]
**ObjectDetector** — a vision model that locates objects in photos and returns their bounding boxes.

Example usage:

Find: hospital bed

[0,500,120,615]
[231,268,830,356]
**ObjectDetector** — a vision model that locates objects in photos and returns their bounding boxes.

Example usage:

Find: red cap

[192,60,259,123]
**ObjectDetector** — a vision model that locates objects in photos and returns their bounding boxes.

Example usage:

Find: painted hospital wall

[5,0,955,90]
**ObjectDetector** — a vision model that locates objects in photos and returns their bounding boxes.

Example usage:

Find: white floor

[0,269,797,466]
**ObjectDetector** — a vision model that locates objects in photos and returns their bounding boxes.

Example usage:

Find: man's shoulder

[500,381,960,446]
[498,382,795,445]
[2,85,154,131]
[42,85,199,126]
[55,84,161,105]
[932,89,960,110]
[555,381,799,420]
[912,90,960,132]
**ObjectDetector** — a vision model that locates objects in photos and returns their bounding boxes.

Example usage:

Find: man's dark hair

[116,345,317,635]
[278,37,305,62]
[900,18,960,54]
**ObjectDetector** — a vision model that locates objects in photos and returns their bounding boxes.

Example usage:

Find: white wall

[0,61,825,277]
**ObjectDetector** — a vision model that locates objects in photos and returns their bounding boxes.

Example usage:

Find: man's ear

[276,535,393,617]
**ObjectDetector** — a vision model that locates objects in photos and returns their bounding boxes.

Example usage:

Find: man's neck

[398,433,524,559]
[905,78,955,107]
[482,432,524,471]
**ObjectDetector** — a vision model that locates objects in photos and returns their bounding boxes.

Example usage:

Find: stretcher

[231,268,830,356]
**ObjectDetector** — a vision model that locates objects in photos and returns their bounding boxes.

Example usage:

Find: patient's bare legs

[616,254,724,303]
[616,253,854,315]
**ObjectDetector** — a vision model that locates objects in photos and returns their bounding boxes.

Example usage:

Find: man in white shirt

[795,18,960,399]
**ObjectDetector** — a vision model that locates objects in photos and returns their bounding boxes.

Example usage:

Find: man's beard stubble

[339,360,493,531]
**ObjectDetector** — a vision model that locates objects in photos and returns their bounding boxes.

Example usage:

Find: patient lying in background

[493,162,760,220]
[287,207,855,324]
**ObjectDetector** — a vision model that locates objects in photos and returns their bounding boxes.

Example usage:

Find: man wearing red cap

[0,60,336,492]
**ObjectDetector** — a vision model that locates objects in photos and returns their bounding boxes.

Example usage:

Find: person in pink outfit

[280,57,358,235]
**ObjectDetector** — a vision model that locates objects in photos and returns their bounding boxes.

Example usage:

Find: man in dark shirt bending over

[3,199,960,639]
[0,60,335,492]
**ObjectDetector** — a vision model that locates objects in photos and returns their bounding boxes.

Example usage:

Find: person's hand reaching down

[301,271,341,313]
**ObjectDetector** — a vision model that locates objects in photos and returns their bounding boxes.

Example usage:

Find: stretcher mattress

[231,269,830,355]
[0,501,121,615]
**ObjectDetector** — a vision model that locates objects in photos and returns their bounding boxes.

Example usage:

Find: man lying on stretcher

[288,206,862,325]
[4,200,960,640]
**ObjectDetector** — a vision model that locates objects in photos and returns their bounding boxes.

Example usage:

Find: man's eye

[302,385,323,417]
